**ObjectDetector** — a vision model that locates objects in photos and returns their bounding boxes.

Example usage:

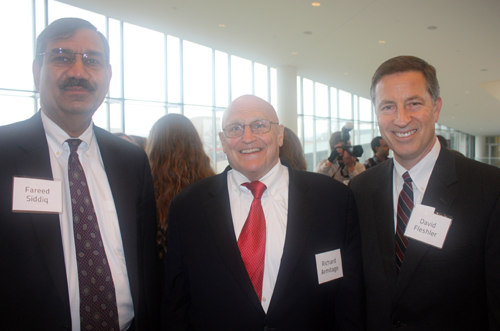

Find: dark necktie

[67,139,120,330]
[395,171,414,273]
[238,181,267,301]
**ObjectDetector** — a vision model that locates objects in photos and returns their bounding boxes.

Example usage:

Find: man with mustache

[350,56,500,330]
[0,18,160,330]
[162,95,365,330]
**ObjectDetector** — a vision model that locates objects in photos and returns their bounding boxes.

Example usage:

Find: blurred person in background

[146,113,215,262]
[279,127,307,171]
[364,136,390,170]
[130,134,147,150]
[316,131,365,184]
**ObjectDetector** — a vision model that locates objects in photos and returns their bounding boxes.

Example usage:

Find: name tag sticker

[12,177,62,214]
[315,249,343,284]
[404,204,452,249]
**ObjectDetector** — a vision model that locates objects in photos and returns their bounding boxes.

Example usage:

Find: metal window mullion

[120,21,125,132]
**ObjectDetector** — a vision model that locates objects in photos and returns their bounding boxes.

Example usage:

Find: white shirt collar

[394,137,441,195]
[229,161,286,198]
[41,110,95,158]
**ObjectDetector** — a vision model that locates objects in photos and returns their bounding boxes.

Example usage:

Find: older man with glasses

[161,94,366,330]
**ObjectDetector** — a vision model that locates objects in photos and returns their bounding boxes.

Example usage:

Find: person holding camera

[316,130,365,185]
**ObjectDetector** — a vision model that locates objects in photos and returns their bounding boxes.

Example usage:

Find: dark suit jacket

[350,145,500,330]
[161,165,365,330]
[0,112,160,330]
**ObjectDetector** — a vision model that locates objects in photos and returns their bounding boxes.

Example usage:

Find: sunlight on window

[49,0,106,31]
[167,35,181,104]
[0,0,33,91]
[302,78,313,116]
[183,41,213,106]
[123,23,165,102]
[124,101,166,136]
[254,63,268,101]
[359,97,372,122]
[231,56,252,100]
[108,18,122,99]
[215,51,229,108]
[315,82,329,117]
[338,90,352,119]
[0,94,36,126]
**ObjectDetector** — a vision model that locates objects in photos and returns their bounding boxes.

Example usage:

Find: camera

[327,122,364,162]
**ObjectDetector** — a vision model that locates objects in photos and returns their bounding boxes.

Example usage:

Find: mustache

[59,77,96,91]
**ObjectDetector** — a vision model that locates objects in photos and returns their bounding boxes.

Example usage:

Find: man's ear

[33,59,41,91]
[433,97,442,122]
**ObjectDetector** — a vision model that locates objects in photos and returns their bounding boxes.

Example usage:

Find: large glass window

[123,23,165,102]
[231,56,252,99]
[183,41,212,106]
[0,0,476,174]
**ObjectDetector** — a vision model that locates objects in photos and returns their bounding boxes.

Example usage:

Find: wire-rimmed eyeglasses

[38,48,106,69]
[222,119,279,138]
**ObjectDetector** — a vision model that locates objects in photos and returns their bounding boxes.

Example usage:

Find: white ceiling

[61,0,500,136]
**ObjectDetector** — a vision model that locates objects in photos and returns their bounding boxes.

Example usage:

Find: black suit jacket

[0,112,160,330]
[161,165,365,330]
[350,146,500,330]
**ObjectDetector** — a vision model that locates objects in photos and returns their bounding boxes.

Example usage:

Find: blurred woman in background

[279,127,307,171]
[147,114,215,261]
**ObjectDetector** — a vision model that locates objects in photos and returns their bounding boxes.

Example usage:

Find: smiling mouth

[241,148,261,154]
[394,129,416,138]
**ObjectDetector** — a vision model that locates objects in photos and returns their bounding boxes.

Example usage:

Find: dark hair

[371,136,383,154]
[146,114,215,261]
[279,127,307,171]
[35,17,110,65]
[329,131,342,151]
[370,56,440,105]
[437,135,448,148]
[129,135,148,151]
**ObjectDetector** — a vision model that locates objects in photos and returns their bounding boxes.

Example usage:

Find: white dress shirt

[41,111,134,331]
[392,137,441,230]
[227,161,289,313]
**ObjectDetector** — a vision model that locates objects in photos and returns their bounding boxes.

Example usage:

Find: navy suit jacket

[0,112,160,330]
[162,165,365,330]
[350,145,500,330]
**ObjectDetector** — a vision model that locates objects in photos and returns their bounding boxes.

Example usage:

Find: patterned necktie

[238,181,267,301]
[395,171,414,273]
[67,139,120,331]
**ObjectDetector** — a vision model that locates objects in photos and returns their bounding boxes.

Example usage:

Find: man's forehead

[223,95,277,123]
[47,28,104,51]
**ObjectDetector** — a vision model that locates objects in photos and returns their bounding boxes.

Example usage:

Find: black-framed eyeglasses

[222,119,279,138]
[38,48,106,69]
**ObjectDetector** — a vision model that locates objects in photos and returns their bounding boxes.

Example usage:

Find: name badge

[404,204,452,249]
[12,177,62,214]
[315,249,343,284]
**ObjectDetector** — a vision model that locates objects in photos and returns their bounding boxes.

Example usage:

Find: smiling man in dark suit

[350,56,500,330]
[162,94,365,330]
[0,18,160,330]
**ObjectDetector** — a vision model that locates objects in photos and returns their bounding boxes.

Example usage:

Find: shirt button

[56,151,61,156]
[262,296,267,302]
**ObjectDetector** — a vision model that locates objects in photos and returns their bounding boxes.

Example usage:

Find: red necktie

[396,171,414,273]
[238,181,267,301]
[67,139,120,330]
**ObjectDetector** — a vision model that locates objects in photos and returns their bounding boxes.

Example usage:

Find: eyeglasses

[222,119,279,138]
[38,48,106,70]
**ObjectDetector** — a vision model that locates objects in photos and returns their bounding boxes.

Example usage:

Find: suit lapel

[203,168,264,313]
[15,112,70,312]
[267,168,315,316]
[94,127,140,305]
[395,147,458,297]
[372,161,399,290]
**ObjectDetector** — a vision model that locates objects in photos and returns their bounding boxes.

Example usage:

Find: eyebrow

[49,48,104,57]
